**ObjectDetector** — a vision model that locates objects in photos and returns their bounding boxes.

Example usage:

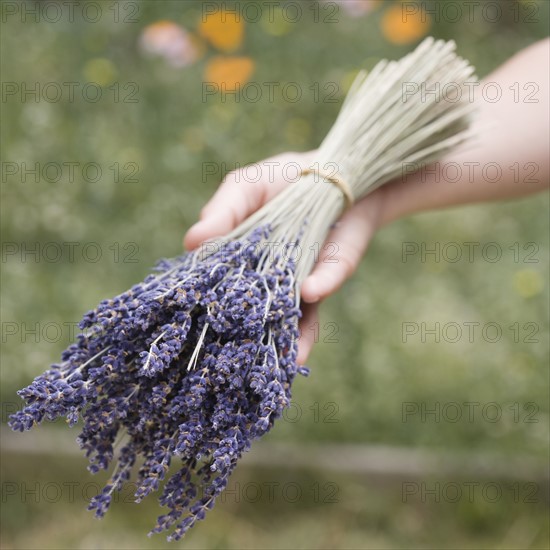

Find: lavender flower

[10,225,308,541]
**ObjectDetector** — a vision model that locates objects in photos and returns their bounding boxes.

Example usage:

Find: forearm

[378,38,550,227]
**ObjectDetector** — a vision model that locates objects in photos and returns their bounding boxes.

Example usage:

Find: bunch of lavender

[10,38,477,540]
[10,226,305,539]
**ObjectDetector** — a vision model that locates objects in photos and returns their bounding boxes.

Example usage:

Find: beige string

[300,168,354,212]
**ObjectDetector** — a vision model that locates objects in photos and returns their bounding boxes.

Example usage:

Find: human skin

[185,38,549,364]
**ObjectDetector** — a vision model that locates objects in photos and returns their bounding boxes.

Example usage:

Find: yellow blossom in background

[83,58,117,87]
[513,269,544,298]
[199,9,244,52]
[204,56,255,89]
[381,3,431,45]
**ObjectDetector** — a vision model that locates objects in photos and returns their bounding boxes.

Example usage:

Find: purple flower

[9,224,307,540]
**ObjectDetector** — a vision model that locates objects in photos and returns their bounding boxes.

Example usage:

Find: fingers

[184,151,317,250]
[297,302,319,365]
[184,168,266,250]
[301,191,384,304]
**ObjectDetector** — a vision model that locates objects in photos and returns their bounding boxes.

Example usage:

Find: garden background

[1,1,549,548]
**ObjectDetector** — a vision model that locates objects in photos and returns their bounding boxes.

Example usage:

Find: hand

[185,40,550,364]
[184,150,388,364]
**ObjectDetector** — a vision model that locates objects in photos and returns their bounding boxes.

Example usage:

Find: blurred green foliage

[1,1,548,548]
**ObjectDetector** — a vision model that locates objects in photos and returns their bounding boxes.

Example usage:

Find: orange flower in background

[204,56,255,89]
[199,9,244,53]
[139,11,252,93]
[140,20,203,67]
[381,4,431,45]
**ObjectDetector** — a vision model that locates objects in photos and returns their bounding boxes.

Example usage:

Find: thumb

[184,216,231,251]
